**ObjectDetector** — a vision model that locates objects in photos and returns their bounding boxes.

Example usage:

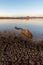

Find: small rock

[37,62,40,65]
[41,61,43,65]
[29,60,35,65]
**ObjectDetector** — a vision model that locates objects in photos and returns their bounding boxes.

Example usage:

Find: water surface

[0,19,43,41]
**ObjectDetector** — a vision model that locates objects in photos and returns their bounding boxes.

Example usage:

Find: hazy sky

[0,0,43,16]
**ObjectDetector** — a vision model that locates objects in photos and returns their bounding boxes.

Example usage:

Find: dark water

[0,19,43,40]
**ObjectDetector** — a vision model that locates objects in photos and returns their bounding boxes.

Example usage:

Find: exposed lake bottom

[0,31,43,65]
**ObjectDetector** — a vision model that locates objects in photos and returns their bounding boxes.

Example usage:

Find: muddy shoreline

[0,31,43,65]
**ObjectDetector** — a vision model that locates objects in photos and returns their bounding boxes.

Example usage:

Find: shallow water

[0,19,43,40]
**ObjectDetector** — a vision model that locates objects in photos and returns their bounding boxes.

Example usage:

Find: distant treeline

[0,16,30,19]
[0,16,43,19]
[31,17,43,19]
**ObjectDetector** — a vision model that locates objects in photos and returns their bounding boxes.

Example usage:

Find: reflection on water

[0,19,43,40]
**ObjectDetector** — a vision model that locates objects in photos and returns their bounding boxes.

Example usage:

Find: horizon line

[0,16,43,19]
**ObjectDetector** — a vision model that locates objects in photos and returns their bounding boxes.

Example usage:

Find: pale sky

[0,0,43,17]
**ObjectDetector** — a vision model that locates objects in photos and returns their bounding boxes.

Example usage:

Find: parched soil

[0,31,43,65]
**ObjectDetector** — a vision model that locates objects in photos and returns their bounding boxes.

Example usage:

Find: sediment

[0,31,43,65]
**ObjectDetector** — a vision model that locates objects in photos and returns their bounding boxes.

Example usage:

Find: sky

[0,0,43,16]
